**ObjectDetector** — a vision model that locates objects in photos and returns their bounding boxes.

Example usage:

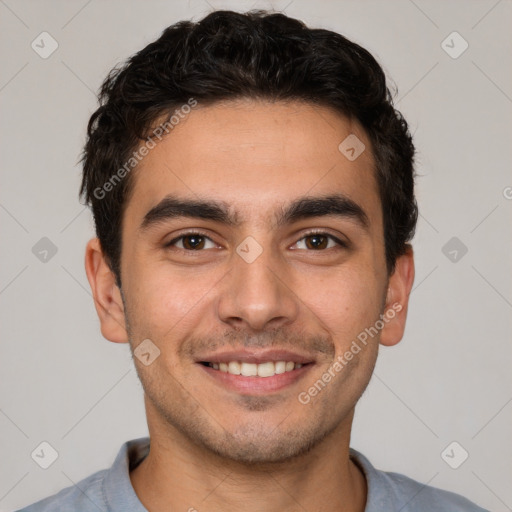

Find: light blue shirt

[17,437,489,511]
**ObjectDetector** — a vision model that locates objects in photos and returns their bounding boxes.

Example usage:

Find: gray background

[1,0,511,510]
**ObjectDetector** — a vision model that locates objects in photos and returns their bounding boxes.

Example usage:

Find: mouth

[199,360,308,378]
[195,350,315,394]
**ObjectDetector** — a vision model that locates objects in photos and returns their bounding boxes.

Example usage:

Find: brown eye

[181,235,206,250]
[293,233,346,251]
[166,233,216,251]
[304,234,329,250]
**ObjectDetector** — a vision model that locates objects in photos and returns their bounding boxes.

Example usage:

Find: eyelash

[165,230,348,251]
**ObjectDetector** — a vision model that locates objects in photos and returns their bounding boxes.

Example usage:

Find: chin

[190,418,336,466]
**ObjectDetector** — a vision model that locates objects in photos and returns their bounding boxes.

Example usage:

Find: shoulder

[350,448,489,512]
[375,469,489,512]
[15,469,108,511]
[15,437,150,512]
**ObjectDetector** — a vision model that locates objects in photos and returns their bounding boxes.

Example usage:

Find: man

[18,9,488,512]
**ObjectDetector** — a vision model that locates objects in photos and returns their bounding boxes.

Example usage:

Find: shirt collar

[103,436,150,511]
[103,438,383,511]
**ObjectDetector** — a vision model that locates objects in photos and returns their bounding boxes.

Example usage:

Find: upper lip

[196,349,315,365]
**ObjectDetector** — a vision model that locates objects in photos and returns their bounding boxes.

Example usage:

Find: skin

[85,98,415,512]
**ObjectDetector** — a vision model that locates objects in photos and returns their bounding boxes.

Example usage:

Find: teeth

[275,361,286,374]
[257,362,275,377]
[228,361,241,375]
[207,360,305,378]
[241,363,258,377]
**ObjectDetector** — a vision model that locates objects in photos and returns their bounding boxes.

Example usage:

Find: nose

[216,243,300,332]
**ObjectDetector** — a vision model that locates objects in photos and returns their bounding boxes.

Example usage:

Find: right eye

[165,232,218,251]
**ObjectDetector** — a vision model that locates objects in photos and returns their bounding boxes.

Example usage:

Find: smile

[200,360,304,378]
[198,360,313,394]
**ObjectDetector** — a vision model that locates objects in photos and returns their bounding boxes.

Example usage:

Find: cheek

[124,258,221,340]
[300,265,383,344]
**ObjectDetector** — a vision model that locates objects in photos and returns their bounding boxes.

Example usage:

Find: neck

[130,408,367,512]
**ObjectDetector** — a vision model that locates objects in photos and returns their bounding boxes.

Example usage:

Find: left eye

[292,233,345,250]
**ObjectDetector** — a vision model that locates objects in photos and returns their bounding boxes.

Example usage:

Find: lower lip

[197,363,313,394]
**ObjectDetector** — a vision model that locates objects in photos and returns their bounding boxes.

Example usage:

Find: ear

[84,237,129,343]
[379,245,415,347]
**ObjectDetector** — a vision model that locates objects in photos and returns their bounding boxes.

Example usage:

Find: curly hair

[80,9,418,287]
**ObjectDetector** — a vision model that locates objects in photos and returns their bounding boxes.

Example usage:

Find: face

[87,99,414,465]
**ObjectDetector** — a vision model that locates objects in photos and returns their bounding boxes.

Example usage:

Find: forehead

[125,99,380,229]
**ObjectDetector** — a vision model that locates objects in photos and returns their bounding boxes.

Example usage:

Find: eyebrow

[140,193,370,232]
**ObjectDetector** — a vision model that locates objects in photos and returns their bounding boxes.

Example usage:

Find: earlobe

[379,245,415,347]
[84,238,129,344]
